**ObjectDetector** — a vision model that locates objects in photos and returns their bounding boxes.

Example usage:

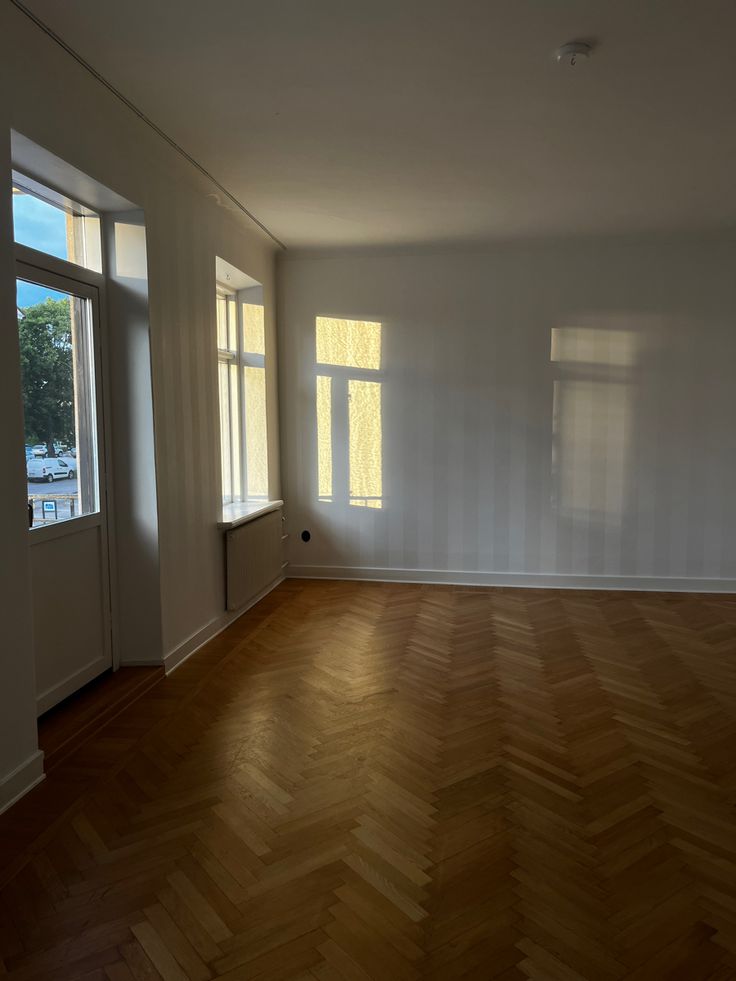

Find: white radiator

[225,508,283,611]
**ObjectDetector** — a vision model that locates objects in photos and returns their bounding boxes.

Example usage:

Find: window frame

[216,285,267,505]
[15,251,108,541]
[12,170,103,274]
[315,318,385,510]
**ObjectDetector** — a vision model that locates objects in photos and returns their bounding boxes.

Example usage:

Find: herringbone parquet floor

[2,579,736,980]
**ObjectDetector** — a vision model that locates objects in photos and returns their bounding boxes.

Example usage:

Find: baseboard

[0,750,45,816]
[36,656,111,716]
[287,565,736,593]
[163,574,285,675]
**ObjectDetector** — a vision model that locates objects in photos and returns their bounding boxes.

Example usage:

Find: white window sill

[218,499,283,530]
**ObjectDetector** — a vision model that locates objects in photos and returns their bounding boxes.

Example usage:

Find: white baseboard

[163,574,285,675]
[36,655,110,716]
[287,565,736,593]
[0,750,45,816]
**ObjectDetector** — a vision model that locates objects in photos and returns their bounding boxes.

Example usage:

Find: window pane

[316,317,381,370]
[243,303,265,355]
[244,366,268,499]
[18,280,99,527]
[218,360,232,502]
[216,294,229,350]
[348,379,382,508]
[230,362,242,501]
[316,375,333,501]
[227,296,238,350]
[12,177,102,273]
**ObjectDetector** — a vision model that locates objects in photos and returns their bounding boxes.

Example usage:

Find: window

[17,278,100,525]
[12,173,104,530]
[316,317,383,509]
[216,272,268,504]
[12,172,102,272]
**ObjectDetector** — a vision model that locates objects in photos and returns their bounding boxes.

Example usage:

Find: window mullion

[332,374,350,505]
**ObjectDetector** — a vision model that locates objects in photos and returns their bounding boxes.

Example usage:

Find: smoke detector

[555,41,593,67]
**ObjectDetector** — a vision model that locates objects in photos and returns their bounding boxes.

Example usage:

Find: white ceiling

[25,0,736,250]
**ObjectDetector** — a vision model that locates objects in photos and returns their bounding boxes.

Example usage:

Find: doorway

[16,262,112,713]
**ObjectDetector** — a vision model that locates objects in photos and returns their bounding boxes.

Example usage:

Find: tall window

[316,317,383,509]
[217,283,268,504]
[13,174,104,528]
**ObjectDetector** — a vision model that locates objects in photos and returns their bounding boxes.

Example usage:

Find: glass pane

[348,379,382,508]
[243,302,265,355]
[216,294,229,350]
[316,375,333,501]
[227,295,238,351]
[218,360,232,502]
[244,366,268,499]
[18,280,99,527]
[12,178,102,273]
[230,362,242,501]
[316,317,381,370]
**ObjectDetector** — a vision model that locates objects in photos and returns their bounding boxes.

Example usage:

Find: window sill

[218,499,283,530]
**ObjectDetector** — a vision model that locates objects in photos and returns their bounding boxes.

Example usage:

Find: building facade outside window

[216,280,268,505]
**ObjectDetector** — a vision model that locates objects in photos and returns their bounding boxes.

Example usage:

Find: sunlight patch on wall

[316,317,381,369]
[553,380,631,524]
[349,380,382,508]
[316,375,333,501]
[113,222,147,280]
[551,325,637,526]
[551,326,637,367]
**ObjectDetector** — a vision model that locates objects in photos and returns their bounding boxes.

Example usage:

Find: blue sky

[16,279,67,307]
[13,192,70,307]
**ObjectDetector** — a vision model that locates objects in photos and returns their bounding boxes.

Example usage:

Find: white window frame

[217,286,266,504]
[316,362,384,509]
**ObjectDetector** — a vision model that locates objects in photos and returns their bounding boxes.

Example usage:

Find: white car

[27,457,76,482]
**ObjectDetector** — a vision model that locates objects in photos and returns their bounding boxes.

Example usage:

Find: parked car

[27,457,75,482]
[60,453,78,474]
[25,445,34,461]
[31,442,67,458]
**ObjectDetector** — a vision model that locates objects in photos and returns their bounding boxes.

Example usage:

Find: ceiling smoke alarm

[555,41,593,67]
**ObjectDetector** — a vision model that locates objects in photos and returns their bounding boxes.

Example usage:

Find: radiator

[225,508,283,611]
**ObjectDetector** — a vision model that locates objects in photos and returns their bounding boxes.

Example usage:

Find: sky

[13,192,70,307]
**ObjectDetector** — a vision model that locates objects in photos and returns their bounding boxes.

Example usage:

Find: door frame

[15,242,119,684]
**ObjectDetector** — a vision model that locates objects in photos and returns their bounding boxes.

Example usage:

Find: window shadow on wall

[550,322,638,529]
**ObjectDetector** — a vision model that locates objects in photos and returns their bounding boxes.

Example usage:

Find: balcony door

[16,258,112,714]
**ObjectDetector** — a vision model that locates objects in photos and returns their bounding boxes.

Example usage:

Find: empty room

[1,1,735,978]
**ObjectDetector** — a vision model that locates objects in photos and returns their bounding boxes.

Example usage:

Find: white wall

[279,237,736,587]
[0,4,280,801]
[0,119,44,811]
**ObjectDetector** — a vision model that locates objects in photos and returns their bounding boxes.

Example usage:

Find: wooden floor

[2,580,736,980]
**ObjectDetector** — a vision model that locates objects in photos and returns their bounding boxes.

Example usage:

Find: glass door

[16,262,112,713]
